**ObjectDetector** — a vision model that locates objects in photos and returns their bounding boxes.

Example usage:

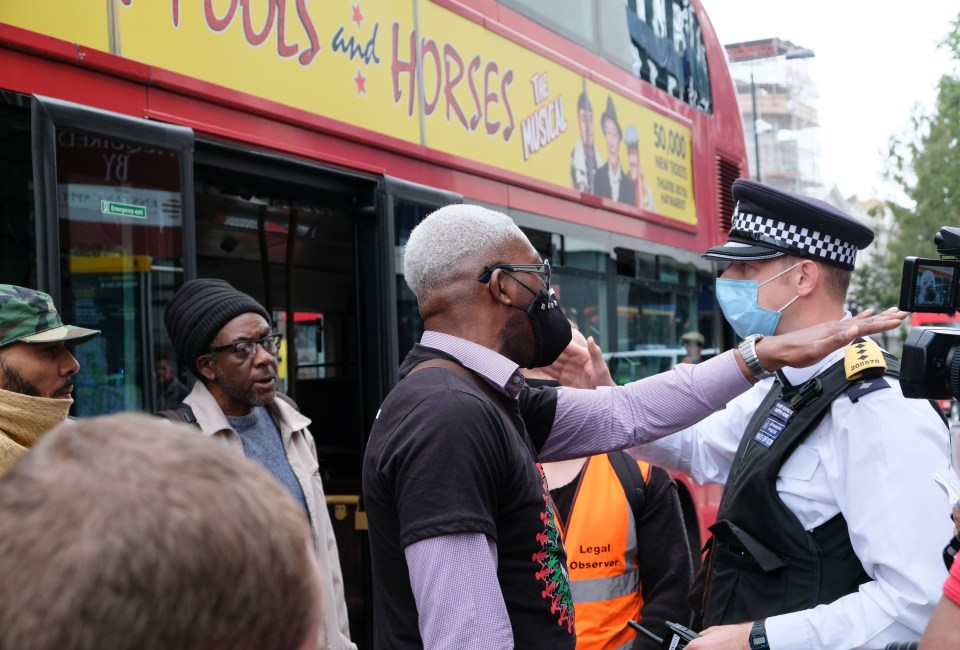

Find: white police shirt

[631,343,952,650]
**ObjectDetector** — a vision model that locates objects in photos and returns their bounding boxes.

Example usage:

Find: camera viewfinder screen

[915,262,956,308]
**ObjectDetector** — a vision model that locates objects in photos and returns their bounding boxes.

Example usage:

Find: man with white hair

[362,203,904,650]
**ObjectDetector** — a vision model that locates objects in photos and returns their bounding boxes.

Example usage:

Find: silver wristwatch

[738,333,774,380]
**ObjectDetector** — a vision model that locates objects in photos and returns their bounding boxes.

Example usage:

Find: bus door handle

[325,494,368,531]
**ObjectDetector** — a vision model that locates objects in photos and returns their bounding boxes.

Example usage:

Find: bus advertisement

[0,1,746,642]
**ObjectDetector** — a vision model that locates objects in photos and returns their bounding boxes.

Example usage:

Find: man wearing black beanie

[163,278,356,650]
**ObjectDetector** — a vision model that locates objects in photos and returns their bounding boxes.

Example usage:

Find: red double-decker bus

[0,1,746,642]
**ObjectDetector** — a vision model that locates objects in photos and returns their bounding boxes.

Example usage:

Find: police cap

[704,179,874,271]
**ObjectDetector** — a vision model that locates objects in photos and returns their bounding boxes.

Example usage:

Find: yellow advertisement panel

[113,0,421,144]
[416,3,695,223]
[0,0,695,223]
[1,0,109,51]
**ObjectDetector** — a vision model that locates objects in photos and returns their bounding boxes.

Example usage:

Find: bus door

[381,176,462,383]
[193,143,379,646]
[31,95,195,416]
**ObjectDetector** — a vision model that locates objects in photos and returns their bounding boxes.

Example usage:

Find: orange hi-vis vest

[555,455,650,650]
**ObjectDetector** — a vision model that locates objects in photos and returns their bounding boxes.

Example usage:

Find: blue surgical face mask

[715,262,801,338]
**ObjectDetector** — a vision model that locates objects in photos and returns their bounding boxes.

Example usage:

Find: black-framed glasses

[478,259,551,289]
[210,333,283,360]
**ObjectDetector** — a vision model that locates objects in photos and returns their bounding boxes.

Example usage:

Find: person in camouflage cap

[0,284,100,474]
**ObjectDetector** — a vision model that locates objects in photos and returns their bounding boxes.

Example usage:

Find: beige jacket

[184,382,356,650]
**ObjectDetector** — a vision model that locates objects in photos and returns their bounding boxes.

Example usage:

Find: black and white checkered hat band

[732,211,858,268]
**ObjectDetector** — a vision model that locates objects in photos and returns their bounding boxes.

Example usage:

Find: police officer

[630,179,952,650]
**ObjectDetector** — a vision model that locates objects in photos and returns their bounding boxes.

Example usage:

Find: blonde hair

[0,413,318,650]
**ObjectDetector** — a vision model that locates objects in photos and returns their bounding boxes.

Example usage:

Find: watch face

[749,622,768,649]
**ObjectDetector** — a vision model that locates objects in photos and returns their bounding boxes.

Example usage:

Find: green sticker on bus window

[100,200,146,219]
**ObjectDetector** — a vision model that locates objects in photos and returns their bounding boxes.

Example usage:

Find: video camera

[898,226,960,400]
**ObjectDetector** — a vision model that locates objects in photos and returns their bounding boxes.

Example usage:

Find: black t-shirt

[362,346,571,649]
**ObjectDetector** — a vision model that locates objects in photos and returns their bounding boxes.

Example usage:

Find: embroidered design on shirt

[532,462,574,633]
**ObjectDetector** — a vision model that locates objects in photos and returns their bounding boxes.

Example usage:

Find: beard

[0,357,72,398]
[499,308,537,369]
[213,363,276,411]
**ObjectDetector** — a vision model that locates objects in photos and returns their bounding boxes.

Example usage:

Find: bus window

[56,136,186,416]
[614,264,697,373]
[519,226,564,268]
[616,248,657,280]
[32,97,194,417]
[386,178,462,369]
[502,0,713,112]
[556,274,608,345]
[394,201,433,362]
[625,0,713,111]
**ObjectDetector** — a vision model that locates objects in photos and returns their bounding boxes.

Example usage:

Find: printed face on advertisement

[627,147,639,180]
[604,119,620,159]
[579,107,594,146]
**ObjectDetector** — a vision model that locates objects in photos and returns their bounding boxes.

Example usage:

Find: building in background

[725,38,821,193]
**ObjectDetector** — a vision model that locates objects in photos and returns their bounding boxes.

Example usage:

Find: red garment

[944,557,960,606]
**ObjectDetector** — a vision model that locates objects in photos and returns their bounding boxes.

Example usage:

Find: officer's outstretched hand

[750,307,906,378]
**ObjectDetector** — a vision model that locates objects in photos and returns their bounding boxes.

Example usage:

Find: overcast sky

[704,0,959,201]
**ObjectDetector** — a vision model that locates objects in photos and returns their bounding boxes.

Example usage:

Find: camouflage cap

[0,285,100,348]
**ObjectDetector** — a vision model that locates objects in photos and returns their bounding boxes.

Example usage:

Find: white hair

[403,204,528,300]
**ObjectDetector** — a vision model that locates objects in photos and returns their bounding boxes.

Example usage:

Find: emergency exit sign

[100,200,147,219]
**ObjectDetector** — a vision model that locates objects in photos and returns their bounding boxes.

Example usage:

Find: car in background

[605,346,718,385]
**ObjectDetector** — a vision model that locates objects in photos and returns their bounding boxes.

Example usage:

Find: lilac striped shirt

[421,331,526,398]
[405,331,750,649]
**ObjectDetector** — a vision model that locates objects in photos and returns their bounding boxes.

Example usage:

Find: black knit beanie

[164,279,271,378]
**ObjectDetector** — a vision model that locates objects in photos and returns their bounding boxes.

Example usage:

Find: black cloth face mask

[507,276,572,369]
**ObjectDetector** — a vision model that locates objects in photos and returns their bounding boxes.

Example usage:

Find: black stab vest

[693,355,901,627]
